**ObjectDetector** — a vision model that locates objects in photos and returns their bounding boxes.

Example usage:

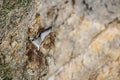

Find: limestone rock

[0,0,120,80]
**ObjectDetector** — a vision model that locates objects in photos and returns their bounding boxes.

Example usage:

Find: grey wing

[40,28,51,41]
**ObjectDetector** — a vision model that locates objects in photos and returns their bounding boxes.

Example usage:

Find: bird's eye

[32,39,34,41]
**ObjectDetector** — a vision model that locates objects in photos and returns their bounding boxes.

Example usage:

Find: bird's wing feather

[40,28,51,41]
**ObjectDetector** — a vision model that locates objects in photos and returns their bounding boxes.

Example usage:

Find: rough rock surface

[0,0,120,80]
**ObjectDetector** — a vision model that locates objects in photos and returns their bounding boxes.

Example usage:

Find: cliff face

[0,0,120,80]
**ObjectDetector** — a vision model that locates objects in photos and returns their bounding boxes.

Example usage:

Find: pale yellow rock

[1,1,120,79]
[109,49,120,61]
[81,18,90,30]
[90,27,120,54]
[97,72,104,80]
[48,17,120,80]
[90,40,103,54]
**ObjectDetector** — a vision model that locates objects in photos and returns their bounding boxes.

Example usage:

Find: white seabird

[29,27,52,50]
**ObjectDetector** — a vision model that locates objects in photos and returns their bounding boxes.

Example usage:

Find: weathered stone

[0,0,120,80]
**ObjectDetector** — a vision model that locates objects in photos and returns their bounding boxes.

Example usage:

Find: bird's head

[29,37,35,41]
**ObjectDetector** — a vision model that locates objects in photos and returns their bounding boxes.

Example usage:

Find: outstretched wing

[40,27,52,41]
